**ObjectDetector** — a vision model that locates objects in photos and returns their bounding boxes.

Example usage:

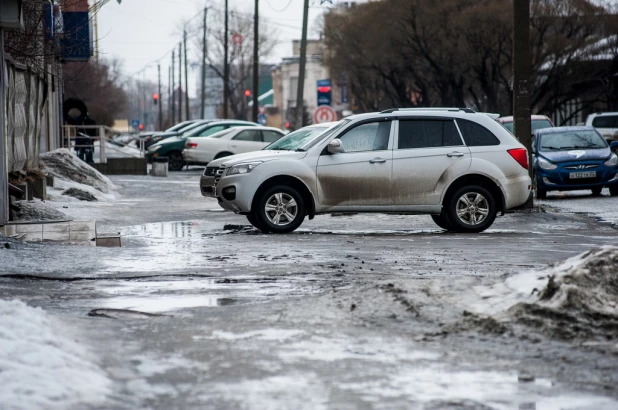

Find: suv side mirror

[327,139,344,154]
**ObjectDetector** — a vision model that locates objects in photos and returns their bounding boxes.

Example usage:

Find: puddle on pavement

[76,277,300,313]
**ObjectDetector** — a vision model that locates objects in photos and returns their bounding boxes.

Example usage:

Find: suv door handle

[447,152,465,158]
[369,158,386,164]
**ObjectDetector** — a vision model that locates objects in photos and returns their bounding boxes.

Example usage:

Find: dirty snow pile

[40,148,117,202]
[0,299,111,410]
[473,246,618,340]
[11,200,69,221]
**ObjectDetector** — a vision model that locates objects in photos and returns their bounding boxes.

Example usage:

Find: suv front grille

[213,167,225,190]
[564,164,598,170]
[204,166,218,176]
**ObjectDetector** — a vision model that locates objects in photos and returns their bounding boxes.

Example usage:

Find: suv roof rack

[380,107,475,114]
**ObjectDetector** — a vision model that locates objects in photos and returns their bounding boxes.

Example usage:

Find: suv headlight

[538,157,557,170]
[605,153,618,166]
[227,161,262,175]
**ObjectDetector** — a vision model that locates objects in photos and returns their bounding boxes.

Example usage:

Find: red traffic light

[244,89,251,97]
[138,123,144,130]
[285,122,291,129]
[153,93,159,100]
[317,86,331,93]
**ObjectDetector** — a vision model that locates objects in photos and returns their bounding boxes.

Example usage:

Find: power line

[264,0,295,12]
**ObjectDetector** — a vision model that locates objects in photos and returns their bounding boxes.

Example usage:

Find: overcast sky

[96,0,363,93]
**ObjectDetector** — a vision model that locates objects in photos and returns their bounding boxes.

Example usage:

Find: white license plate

[569,171,596,179]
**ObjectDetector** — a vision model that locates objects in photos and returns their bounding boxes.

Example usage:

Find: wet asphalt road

[2,169,618,409]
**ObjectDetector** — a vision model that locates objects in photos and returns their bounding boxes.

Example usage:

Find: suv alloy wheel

[445,185,497,233]
[254,185,306,233]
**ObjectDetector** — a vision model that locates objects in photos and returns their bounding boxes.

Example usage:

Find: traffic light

[244,89,251,97]
[317,80,332,106]
[138,123,144,131]
[153,93,159,105]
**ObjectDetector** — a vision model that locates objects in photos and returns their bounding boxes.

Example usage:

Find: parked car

[183,126,285,166]
[201,108,531,234]
[146,120,258,171]
[532,126,618,198]
[497,115,554,134]
[142,120,213,149]
[584,112,618,142]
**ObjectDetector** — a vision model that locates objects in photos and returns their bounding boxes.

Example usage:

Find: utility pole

[168,66,172,127]
[158,63,163,130]
[252,0,259,123]
[178,42,183,122]
[223,0,229,119]
[295,0,310,128]
[171,51,176,124]
[184,29,190,121]
[513,0,532,180]
[201,8,208,119]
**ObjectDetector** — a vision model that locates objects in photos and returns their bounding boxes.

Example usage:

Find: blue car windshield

[539,130,607,152]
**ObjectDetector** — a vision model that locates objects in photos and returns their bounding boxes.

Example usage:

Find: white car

[585,112,618,141]
[183,126,285,165]
[201,109,532,234]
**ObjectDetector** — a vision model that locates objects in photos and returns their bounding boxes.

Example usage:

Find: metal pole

[252,0,259,123]
[158,64,163,130]
[184,30,190,121]
[201,8,208,119]
[0,29,8,225]
[171,51,176,124]
[223,0,229,119]
[295,0,310,128]
[513,0,532,178]
[178,43,183,122]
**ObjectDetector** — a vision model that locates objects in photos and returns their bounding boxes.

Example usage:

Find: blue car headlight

[227,161,263,176]
[538,157,557,170]
[604,153,618,166]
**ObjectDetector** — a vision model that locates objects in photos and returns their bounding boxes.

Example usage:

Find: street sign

[131,119,140,129]
[257,113,267,125]
[313,105,336,124]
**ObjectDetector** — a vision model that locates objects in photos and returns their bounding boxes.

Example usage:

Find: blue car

[532,126,618,198]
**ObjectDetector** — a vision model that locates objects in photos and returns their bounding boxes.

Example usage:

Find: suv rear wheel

[168,151,185,171]
[431,213,453,231]
[254,185,305,233]
[445,185,497,233]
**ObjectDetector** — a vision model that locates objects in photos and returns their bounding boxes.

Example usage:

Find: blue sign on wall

[60,12,92,61]
[317,79,332,106]
[131,119,140,129]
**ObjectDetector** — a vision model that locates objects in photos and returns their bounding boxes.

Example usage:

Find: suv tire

[591,187,603,196]
[431,213,453,231]
[610,186,618,196]
[445,185,497,233]
[246,214,269,233]
[254,185,305,234]
[534,176,547,199]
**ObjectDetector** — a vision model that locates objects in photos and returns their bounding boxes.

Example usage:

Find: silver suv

[200,108,531,233]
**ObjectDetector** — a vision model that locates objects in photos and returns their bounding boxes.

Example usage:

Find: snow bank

[40,148,117,202]
[11,200,69,221]
[0,299,111,410]
[472,246,618,340]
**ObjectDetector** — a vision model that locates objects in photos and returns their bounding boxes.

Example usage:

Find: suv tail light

[186,142,198,149]
[507,148,528,170]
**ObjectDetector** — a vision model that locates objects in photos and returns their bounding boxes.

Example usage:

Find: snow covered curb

[0,299,111,410]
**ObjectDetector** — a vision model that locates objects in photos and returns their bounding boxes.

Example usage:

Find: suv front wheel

[445,185,497,233]
[254,185,305,233]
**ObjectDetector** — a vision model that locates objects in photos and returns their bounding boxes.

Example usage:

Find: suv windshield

[539,129,607,151]
[265,120,350,151]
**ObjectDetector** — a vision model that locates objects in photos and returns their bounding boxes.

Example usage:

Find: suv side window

[398,120,462,149]
[233,130,262,142]
[456,119,500,146]
[338,121,391,153]
[592,116,617,128]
